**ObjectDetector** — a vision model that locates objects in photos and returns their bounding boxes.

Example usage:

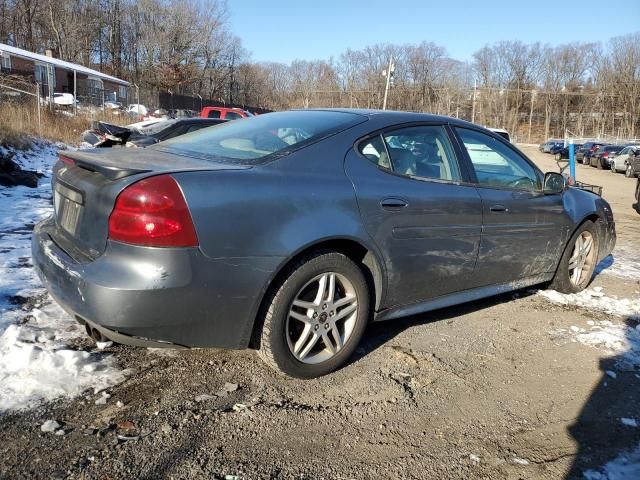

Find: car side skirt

[374,273,554,322]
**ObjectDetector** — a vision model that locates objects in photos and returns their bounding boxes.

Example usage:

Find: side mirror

[543,172,566,194]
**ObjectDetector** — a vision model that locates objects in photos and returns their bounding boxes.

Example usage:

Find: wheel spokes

[297,330,320,359]
[333,301,357,321]
[286,271,359,364]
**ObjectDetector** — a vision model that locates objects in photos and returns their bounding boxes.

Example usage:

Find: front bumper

[596,216,616,265]
[32,217,282,348]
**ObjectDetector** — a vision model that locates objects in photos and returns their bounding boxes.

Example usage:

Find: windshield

[156,110,365,164]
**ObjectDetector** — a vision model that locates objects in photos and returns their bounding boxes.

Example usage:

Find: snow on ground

[583,445,640,480]
[0,141,125,412]
[540,287,640,373]
[597,244,640,281]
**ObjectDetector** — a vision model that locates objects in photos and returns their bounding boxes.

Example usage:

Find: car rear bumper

[32,217,282,349]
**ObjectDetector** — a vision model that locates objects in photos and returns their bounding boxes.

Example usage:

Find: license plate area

[54,182,84,235]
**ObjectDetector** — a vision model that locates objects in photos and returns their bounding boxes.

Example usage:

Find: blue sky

[230,0,640,63]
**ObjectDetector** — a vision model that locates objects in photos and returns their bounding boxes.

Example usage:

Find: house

[0,43,130,105]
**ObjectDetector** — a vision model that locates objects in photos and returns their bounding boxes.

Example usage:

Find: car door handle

[489,205,508,213]
[380,198,408,209]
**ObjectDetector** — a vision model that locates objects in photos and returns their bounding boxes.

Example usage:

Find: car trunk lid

[51,148,249,260]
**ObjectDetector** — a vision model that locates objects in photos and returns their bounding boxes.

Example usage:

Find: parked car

[610,145,640,174]
[582,143,607,165]
[486,127,510,142]
[549,143,567,155]
[169,109,198,119]
[539,139,562,153]
[626,151,640,178]
[43,93,77,106]
[126,104,148,118]
[82,118,226,148]
[33,109,616,378]
[200,106,251,120]
[636,176,640,206]
[576,143,603,164]
[590,145,624,169]
[104,101,123,110]
[126,118,227,147]
[554,144,583,161]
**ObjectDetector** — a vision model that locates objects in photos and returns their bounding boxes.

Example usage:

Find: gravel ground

[1,145,639,479]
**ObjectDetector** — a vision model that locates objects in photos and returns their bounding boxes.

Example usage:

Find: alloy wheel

[286,272,358,364]
[568,231,596,287]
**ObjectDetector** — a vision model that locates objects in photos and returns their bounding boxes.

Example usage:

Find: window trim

[354,121,470,186]
[450,125,545,193]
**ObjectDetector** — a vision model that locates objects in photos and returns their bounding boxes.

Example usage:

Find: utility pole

[471,79,477,123]
[382,55,394,111]
[528,89,536,143]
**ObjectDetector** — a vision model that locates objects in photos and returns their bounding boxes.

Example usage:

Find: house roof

[0,43,130,86]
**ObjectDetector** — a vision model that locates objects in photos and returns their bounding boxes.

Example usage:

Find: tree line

[0,0,638,141]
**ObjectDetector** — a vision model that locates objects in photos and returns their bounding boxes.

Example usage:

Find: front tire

[549,221,599,294]
[626,163,634,178]
[257,251,370,378]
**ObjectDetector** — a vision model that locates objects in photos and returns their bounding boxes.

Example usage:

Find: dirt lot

[1,145,639,480]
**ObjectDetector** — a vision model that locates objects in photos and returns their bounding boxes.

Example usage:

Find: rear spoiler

[59,150,152,180]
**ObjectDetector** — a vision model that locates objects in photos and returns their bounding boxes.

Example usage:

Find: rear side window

[359,125,461,182]
[157,110,365,164]
[207,110,221,119]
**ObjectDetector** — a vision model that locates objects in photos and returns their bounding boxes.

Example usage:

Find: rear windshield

[155,110,365,164]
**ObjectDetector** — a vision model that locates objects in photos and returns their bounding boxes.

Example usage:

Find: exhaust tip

[90,328,107,344]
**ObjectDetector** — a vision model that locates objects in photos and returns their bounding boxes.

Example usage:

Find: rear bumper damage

[32,216,282,349]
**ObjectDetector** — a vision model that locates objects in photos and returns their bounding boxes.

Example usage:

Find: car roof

[292,108,482,128]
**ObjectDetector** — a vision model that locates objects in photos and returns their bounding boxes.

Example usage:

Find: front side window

[359,125,461,182]
[456,128,540,191]
[157,110,365,164]
[225,111,243,120]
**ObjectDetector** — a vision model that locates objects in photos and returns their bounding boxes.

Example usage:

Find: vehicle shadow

[349,287,537,366]
[565,317,640,479]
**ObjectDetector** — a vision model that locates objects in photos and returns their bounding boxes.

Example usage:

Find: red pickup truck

[200,107,252,120]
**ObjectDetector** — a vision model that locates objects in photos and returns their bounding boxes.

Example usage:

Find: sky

[230,0,640,64]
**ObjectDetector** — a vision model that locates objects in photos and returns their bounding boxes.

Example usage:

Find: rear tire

[549,221,599,294]
[257,251,370,378]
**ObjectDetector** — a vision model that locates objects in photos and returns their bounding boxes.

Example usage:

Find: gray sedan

[32,109,616,378]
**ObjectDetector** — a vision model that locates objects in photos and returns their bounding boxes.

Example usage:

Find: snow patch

[0,141,125,413]
[539,288,640,321]
[541,288,640,373]
[597,244,640,281]
[583,445,640,480]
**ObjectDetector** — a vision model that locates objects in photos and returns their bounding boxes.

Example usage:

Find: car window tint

[207,110,221,119]
[225,111,243,120]
[456,128,539,192]
[382,126,461,181]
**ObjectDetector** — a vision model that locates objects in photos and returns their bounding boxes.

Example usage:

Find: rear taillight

[602,152,609,158]
[108,175,198,247]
